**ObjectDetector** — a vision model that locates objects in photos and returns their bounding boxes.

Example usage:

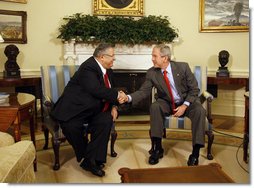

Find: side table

[0,76,43,121]
[0,92,37,171]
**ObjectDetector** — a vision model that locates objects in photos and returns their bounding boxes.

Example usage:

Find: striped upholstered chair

[40,65,118,170]
[150,65,214,160]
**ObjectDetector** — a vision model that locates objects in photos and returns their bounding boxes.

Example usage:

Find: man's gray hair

[154,44,171,60]
[93,43,115,57]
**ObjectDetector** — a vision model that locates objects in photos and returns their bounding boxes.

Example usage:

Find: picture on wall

[0,0,27,3]
[93,0,144,16]
[0,10,27,43]
[199,0,249,32]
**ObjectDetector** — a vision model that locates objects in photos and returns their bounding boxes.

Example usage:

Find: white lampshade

[0,34,4,43]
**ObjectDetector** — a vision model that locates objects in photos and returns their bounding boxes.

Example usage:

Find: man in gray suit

[120,44,206,166]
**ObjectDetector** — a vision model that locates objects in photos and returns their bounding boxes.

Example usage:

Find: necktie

[102,72,110,112]
[163,70,175,110]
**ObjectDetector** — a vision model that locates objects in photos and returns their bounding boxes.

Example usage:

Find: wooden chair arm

[199,91,213,124]
[199,91,214,104]
[42,95,61,133]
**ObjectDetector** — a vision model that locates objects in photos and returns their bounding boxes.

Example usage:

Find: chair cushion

[164,116,212,131]
[0,132,14,147]
[0,140,36,183]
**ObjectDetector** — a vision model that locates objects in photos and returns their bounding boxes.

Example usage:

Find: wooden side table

[207,76,249,93]
[0,93,37,171]
[243,91,249,163]
[0,76,43,120]
[118,163,234,183]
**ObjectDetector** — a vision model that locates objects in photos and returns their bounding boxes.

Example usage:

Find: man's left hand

[172,104,188,117]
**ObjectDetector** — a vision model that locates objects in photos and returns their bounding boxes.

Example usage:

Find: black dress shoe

[148,149,164,165]
[76,156,83,163]
[187,154,199,166]
[96,161,105,169]
[80,159,105,177]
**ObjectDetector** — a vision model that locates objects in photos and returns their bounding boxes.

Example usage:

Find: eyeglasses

[103,54,115,58]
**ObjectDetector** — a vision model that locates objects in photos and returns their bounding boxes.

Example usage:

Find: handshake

[117,91,129,104]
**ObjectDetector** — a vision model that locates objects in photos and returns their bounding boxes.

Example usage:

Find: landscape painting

[0,10,27,43]
[199,0,249,32]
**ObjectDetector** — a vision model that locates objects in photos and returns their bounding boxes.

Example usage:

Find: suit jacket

[51,56,119,122]
[130,61,200,106]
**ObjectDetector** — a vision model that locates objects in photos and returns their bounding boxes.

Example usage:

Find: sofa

[0,131,36,183]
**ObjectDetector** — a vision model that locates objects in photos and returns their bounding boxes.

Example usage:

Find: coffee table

[118,163,234,183]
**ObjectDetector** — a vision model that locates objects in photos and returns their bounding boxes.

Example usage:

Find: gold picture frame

[0,9,27,43]
[93,0,144,16]
[0,0,27,3]
[199,0,249,33]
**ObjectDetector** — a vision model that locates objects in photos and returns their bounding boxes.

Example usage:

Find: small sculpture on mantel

[3,44,21,78]
[216,50,230,77]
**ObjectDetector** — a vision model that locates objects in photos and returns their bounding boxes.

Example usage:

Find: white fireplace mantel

[63,40,174,70]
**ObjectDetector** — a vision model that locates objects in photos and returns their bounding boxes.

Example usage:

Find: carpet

[34,138,249,183]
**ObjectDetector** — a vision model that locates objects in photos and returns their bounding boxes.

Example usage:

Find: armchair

[0,132,36,183]
[150,66,214,160]
[40,65,118,170]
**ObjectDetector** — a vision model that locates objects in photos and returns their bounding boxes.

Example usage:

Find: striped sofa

[151,66,214,160]
[40,65,118,170]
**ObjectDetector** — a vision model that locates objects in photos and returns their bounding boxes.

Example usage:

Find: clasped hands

[117,91,128,104]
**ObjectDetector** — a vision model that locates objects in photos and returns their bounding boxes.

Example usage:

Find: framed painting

[93,0,144,16]
[0,0,27,3]
[0,10,27,43]
[199,0,249,32]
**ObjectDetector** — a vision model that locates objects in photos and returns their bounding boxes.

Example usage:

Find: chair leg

[42,125,49,150]
[163,128,166,138]
[52,136,61,171]
[110,130,118,157]
[205,130,214,160]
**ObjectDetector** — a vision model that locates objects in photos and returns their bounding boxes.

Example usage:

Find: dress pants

[60,111,113,163]
[150,98,206,146]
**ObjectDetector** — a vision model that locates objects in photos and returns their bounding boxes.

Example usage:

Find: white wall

[0,0,250,116]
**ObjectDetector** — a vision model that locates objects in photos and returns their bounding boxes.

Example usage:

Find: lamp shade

[0,34,4,43]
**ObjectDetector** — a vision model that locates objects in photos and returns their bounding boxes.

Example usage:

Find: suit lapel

[90,58,106,84]
[155,62,182,99]
[171,62,182,96]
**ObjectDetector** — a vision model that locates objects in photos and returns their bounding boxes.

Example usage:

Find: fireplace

[113,69,152,115]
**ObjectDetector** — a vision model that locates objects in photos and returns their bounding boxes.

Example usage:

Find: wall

[0,0,250,116]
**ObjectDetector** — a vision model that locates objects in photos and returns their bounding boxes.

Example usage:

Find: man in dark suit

[51,43,126,177]
[120,44,206,166]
